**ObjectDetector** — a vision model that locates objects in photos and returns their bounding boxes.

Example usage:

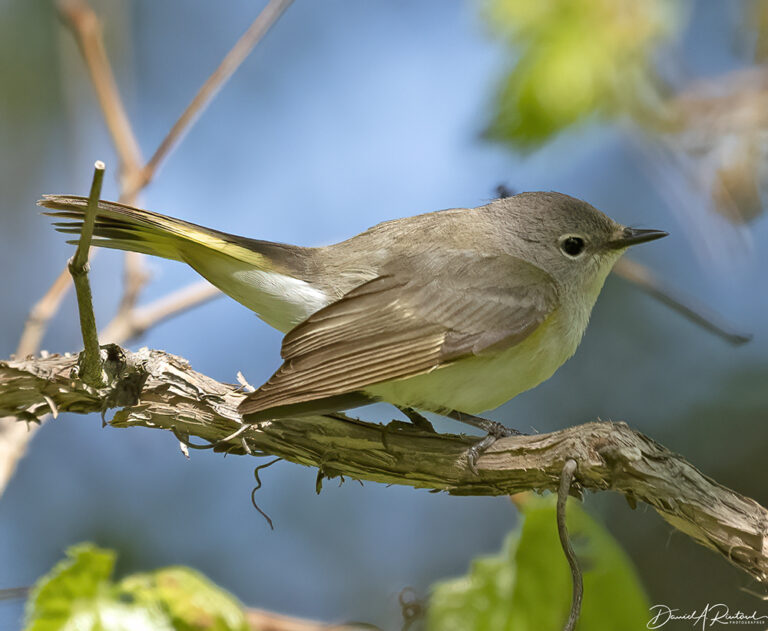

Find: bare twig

[0,280,216,495]
[1,348,767,585]
[57,0,143,182]
[14,0,148,369]
[112,252,151,321]
[58,0,151,320]
[15,268,74,358]
[557,459,582,631]
[2,0,289,498]
[0,586,30,602]
[21,0,291,365]
[613,258,752,345]
[126,0,295,197]
[100,281,220,344]
[245,607,373,631]
[67,161,106,387]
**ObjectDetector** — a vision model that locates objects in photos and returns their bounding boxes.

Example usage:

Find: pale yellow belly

[363,312,581,414]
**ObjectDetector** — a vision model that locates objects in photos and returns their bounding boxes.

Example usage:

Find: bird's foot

[465,424,517,475]
[444,410,524,475]
[444,410,524,437]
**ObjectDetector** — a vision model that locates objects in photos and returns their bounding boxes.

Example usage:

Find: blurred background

[1,0,767,628]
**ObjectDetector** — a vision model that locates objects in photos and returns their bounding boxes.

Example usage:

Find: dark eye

[560,236,586,258]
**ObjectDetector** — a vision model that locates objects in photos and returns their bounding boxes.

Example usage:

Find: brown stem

[67,161,106,387]
[1,348,766,585]
[612,258,752,346]
[557,459,582,631]
[126,0,295,197]
[57,0,144,182]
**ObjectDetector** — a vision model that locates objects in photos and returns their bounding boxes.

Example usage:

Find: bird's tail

[39,194,271,269]
[39,195,323,331]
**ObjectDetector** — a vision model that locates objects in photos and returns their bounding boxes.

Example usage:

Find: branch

[67,161,106,387]
[2,0,288,497]
[99,281,220,344]
[18,0,293,366]
[613,258,752,346]
[244,608,370,631]
[1,349,766,585]
[15,269,74,358]
[57,0,144,182]
[125,0,295,197]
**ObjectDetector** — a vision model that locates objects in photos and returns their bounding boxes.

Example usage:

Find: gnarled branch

[1,348,766,586]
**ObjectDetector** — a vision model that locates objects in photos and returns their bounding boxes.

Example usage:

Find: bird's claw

[465,423,519,475]
[465,433,498,475]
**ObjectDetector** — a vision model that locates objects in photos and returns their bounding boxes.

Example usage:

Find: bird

[40,191,667,469]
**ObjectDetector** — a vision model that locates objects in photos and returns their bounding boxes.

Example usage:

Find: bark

[1,346,766,584]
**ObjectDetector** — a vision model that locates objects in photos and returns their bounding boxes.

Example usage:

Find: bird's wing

[238,252,559,419]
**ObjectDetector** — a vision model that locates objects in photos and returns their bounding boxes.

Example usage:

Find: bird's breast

[364,308,587,415]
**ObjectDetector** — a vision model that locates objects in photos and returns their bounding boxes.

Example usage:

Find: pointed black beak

[606,227,668,250]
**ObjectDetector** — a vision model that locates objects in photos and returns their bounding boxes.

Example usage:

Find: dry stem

[2,0,290,497]
[67,161,105,386]
[1,348,766,586]
[126,0,295,197]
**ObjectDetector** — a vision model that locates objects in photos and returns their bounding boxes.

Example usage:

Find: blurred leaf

[484,0,680,148]
[427,495,649,631]
[23,543,133,631]
[669,72,768,226]
[120,567,248,631]
[24,544,248,631]
[712,137,764,224]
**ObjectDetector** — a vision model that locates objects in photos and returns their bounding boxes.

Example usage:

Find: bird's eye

[559,236,586,258]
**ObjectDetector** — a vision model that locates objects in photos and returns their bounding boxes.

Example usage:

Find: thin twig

[57,0,143,182]
[22,0,291,360]
[100,281,220,344]
[126,0,295,197]
[58,0,151,318]
[15,268,74,357]
[244,607,373,631]
[2,0,289,498]
[67,161,106,387]
[613,258,752,345]
[0,586,30,602]
[70,162,104,270]
[14,0,149,369]
[556,459,583,631]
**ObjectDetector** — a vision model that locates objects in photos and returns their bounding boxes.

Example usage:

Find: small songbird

[41,192,666,468]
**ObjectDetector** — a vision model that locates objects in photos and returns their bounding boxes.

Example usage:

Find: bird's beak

[605,227,668,250]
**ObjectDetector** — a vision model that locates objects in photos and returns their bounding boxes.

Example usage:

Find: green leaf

[484,0,681,148]
[23,544,247,631]
[25,543,115,631]
[119,567,248,631]
[427,495,649,631]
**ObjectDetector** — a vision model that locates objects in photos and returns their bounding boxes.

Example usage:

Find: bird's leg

[397,406,436,433]
[444,410,525,475]
[380,407,436,452]
[444,410,523,438]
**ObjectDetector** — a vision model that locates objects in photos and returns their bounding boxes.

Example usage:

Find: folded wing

[238,252,559,419]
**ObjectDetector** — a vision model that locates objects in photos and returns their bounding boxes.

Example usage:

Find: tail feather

[39,195,268,266]
[39,195,325,331]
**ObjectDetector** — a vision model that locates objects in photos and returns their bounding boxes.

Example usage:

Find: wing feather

[239,253,558,419]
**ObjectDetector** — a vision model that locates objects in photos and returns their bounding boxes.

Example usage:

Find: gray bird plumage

[39,191,666,429]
